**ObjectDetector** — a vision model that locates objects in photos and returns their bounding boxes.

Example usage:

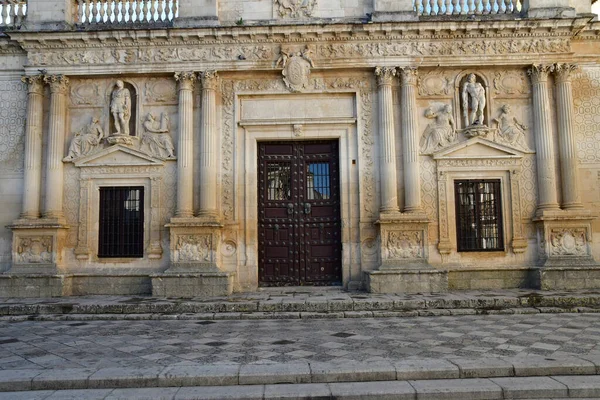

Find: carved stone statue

[141,112,175,159]
[493,104,531,151]
[64,116,104,160]
[462,73,486,126]
[110,80,131,136]
[420,104,456,154]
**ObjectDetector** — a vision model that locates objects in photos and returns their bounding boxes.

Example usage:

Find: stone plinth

[366,213,448,294]
[0,275,67,297]
[534,209,600,290]
[7,219,69,275]
[151,217,234,297]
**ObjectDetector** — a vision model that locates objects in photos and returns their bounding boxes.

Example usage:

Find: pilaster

[375,66,399,214]
[527,65,560,214]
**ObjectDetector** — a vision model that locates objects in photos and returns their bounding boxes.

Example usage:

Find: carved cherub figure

[493,104,530,151]
[420,104,456,154]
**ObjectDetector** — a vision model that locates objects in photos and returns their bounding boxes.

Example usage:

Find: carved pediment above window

[433,137,528,166]
[74,144,164,168]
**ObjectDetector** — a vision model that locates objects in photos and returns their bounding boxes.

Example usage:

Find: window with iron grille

[98,187,144,258]
[454,179,504,252]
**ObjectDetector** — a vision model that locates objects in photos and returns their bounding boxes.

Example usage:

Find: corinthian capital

[21,75,44,95]
[398,66,418,86]
[375,67,397,86]
[553,63,578,84]
[43,75,69,94]
[199,70,219,91]
[174,71,196,91]
[527,64,553,85]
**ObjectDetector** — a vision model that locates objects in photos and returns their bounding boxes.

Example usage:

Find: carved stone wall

[573,66,600,164]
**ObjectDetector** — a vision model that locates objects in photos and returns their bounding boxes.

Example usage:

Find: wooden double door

[258,141,342,286]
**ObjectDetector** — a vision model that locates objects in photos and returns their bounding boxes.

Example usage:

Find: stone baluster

[198,71,219,218]
[528,65,560,213]
[399,66,423,213]
[174,72,196,218]
[375,67,400,214]
[20,75,44,219]
[42,75,69,220]
[553,63,583,210]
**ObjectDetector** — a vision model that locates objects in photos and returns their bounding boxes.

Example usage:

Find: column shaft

[528,65,560,212]
[21,75,44,219]
[554,64,583,210]
[198,71,219,217]
[43,75,69,219]
[174,72,196,218]
[399,67,422,213]
[376,67,399,213]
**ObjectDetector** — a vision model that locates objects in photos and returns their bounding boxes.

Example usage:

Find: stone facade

[0,0,598,296]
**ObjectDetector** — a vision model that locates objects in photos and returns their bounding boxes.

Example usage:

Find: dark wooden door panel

[258,140,341,286]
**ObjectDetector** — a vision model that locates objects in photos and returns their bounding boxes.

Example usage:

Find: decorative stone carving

[199,70,219,90]
[462,73,486,126]
[277,45,315,92]
[385,231,423,260]
[15,236,52,264]
[70,82,103,106]
[141,112,175,160]
[374,66,396,86]
[493,71,530,96]
[110,80,131,137]
[418,71,452,97]
[64,117,105,161]
[492,104,532,152]
[293,124,303,137]
[572,66,600,164]
[275,0,317,18]
[175,235,211,262]
[420,103,456,154]
[550,228,588,257]
[221,239,237,257]
[144,78,177,104]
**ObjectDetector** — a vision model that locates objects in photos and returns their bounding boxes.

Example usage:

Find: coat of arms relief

[276,45,315,92]
[274,0,317,18]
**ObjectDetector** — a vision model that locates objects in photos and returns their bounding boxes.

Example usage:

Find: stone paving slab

[0,289,600,320]
[2,376,600,399]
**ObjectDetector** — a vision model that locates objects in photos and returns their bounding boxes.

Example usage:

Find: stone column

[375,67,399,214]
[174,72,196,218]
[398,66,422,213]
[528,65,560,213]
[198,71,219,218]
[553,63,583,210]
[42,75,69,220]
[20,75,44,219]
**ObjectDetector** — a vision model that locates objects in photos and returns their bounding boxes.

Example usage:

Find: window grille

[98,187,144,258]
[454,179,504,252]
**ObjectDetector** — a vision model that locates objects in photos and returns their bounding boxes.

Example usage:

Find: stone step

[1,357,600,392]
[2,375,600,399]
[1,290,600,321]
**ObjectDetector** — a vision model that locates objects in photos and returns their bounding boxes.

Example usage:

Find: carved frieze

[26,38,570,67]
[493,71,530,96]
[385,231,424,260]
[275,0,317,18]
[144,78,177,104]
[15,236,53,264]
[549,228,588,257]
[70,82,103,106]
[418,72,452,97]
[175,235,211,262]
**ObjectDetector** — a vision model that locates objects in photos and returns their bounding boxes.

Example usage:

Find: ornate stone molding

[375,67,397,86]
[174,71,196,90]
[200,71,219,91]
[44,74,69,94]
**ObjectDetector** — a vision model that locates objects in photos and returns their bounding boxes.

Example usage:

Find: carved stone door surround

[433,137,529,259]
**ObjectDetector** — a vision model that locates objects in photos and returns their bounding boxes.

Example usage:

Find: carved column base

[366,212,448,293]
[151,218,234,297]
[533,209,600,290]
[7,219,69,275]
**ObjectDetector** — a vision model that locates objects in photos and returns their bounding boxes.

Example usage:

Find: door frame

[238,122,359,289]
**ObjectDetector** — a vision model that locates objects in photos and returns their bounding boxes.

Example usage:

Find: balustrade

[415,0,525,16]
[0,0,26,27]
[75,0,177,24]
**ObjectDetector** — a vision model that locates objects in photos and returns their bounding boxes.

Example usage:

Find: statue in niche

[110,80,131,136]
[420,103,456,154]
[141,112,175,160]
[64,116,105,161]
[462,73,486,126]
[493,104,531,151]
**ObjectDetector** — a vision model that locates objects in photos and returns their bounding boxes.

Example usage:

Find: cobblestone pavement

[0,313,599,371]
